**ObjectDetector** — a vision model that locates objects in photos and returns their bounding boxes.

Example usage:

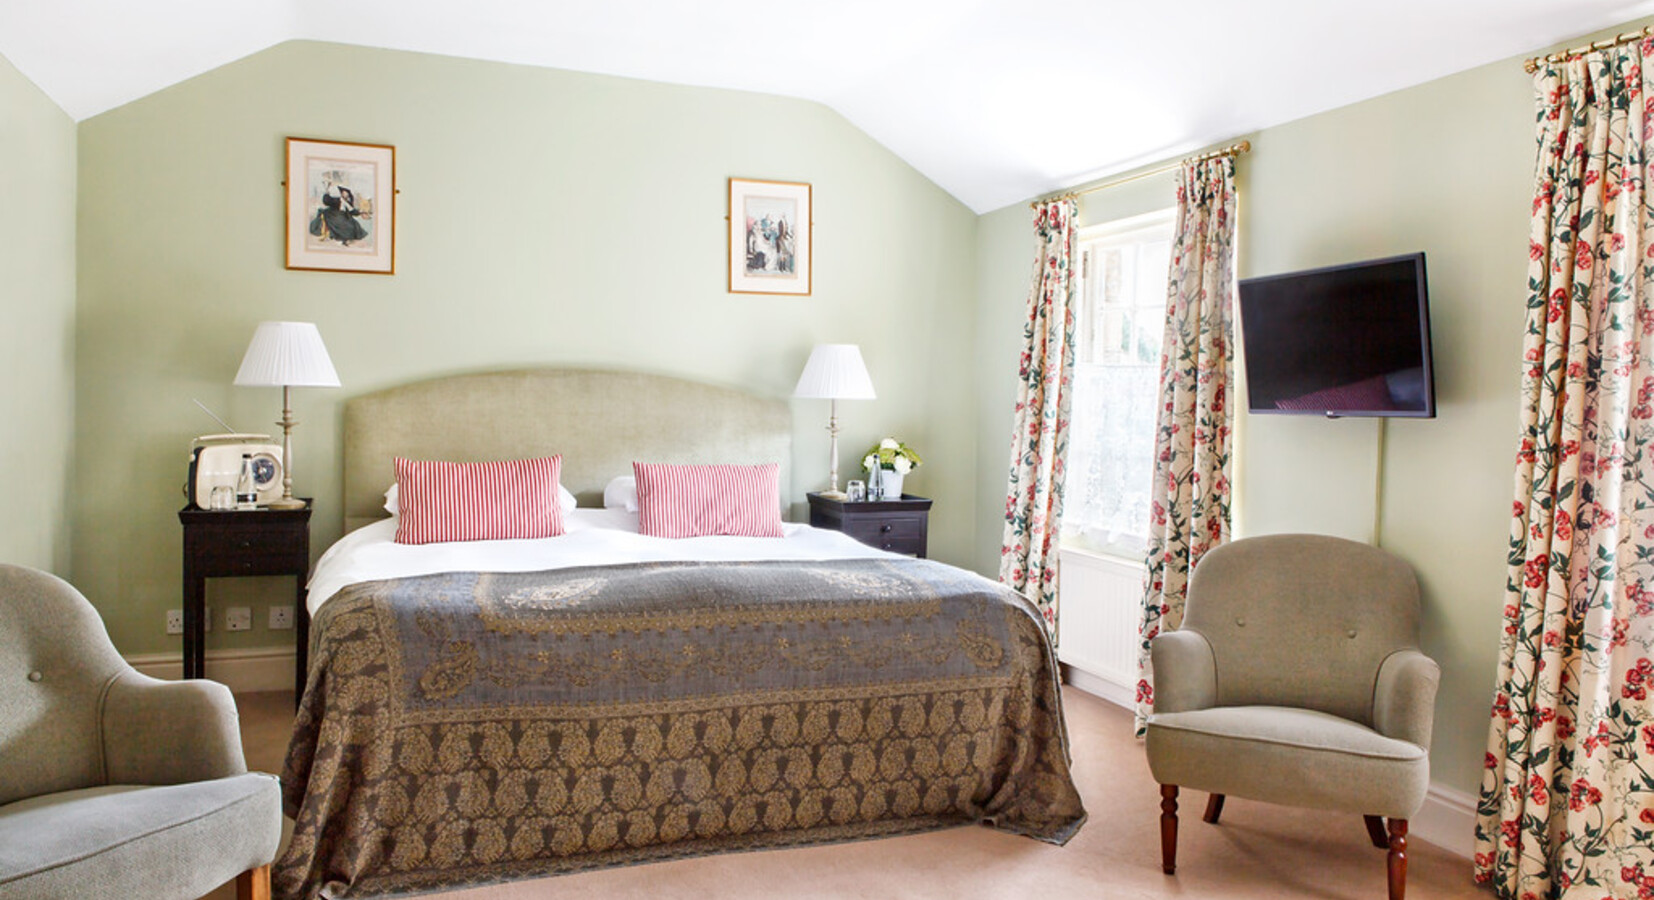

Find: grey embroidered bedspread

[276,558,1086,898]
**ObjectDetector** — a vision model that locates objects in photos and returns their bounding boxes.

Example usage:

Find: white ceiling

[3,0,1652,212]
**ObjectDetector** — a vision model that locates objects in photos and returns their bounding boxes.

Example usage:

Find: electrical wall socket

[165,609,183,635]
[269,605,294,630]
[225,606,253,632]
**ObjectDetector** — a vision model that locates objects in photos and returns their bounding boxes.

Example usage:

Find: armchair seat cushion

[1146,706,1429,820]
[0,773,280,900]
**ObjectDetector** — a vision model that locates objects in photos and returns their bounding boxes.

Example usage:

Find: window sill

[1058,541,1147,570]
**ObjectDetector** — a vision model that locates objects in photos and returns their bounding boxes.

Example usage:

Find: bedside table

[807,492,932,557]
[178,504,311,697]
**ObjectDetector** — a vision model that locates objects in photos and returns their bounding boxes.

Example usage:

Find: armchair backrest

[0,564,130,805]
[1181,533,1421,727]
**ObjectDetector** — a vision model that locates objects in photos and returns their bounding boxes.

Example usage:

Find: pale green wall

[1236,51,1537,798]
[74,41,979,656]
[0,53,76,574]
[971,40,1594,798]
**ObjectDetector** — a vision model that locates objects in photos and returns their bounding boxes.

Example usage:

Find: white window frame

[1061,207,1176,561]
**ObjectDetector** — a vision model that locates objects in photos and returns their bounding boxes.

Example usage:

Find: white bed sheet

[306,508,897,615]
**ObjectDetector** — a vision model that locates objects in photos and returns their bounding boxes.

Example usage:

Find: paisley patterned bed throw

[277,558,1086,898]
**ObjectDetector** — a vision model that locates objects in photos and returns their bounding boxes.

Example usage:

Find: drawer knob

[880,524,893,532]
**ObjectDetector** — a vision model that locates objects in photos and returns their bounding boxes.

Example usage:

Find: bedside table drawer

[186,523,307,566]
[843,514,927,555]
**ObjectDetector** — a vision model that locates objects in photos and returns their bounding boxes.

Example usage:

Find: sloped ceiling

[3,0,1652,212]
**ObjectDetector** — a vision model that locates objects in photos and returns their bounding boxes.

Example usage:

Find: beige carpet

[208,687,1490,899]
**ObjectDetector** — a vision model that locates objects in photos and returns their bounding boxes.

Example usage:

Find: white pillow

[603,475,639,512]
[384,481,577,516]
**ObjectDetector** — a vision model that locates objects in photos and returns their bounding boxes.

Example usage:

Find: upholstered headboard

[342,368,792,532]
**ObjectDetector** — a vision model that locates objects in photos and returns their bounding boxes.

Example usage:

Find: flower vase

[878,470,904,500]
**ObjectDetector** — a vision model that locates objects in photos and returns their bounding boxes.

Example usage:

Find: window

[1062,208,1175,559]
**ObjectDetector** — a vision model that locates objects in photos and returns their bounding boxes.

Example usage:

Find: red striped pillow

[393,456,567,545]
[633,462,784,538]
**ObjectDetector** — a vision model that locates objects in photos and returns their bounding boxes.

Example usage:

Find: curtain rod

[1524,24,1654,73]
[1030,140,1251,209]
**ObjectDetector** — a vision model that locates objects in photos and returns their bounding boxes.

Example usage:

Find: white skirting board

[1062,670,1478,860]
[1410,782,1478,861]
[126,647,297,693]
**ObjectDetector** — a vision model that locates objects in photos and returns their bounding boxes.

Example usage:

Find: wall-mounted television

[1237,252,1435,418]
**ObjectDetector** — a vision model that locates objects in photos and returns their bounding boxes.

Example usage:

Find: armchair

[0,564,281,899]
[1145,534,1440,900]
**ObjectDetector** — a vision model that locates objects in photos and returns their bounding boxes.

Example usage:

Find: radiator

[1057,546,1145,709]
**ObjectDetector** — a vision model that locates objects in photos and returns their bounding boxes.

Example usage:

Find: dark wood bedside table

[179,504,311,697]
[807,492,932,557]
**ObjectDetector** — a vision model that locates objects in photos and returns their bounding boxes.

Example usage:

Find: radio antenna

[192,398,239,434]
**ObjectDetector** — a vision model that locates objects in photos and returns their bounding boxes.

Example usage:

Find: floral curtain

[1134,158,1237,732]
[1000,196,1079,632]
[1474,40,1654,899]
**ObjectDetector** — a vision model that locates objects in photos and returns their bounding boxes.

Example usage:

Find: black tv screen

[1237,252,1435,418]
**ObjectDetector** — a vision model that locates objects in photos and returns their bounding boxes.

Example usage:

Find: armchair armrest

[100,669,248,785]
[1149,629,1217,714]
[1372,648,1440,749]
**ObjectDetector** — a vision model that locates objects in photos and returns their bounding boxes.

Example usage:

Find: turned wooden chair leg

[1364,814,1389,849]
[1203,793,1225,824]
[1160,784,1179,875]
[1386,818,1408,900]
[237,864,272,900]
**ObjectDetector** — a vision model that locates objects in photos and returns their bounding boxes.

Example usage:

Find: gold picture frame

[285,137,396,274]
[728,178,811,295]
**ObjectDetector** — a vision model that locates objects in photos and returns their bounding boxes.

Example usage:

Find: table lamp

[234,321,340,509]
[793,344,876,499]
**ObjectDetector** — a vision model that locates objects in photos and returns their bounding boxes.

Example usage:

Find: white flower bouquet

[862,438,922,475]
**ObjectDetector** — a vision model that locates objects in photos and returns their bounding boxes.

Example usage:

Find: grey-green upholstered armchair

[0,564,281,899]
[1145,534,1440,900]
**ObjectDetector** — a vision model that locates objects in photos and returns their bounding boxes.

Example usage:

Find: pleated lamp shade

[793,344,876,400]
[234,322,341,388]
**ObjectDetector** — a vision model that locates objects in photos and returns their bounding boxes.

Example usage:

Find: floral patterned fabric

[1000,197,1079,633]
[1134,158,1237,733]
[1474,40,1654,900]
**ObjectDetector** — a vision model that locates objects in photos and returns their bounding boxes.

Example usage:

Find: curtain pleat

[1475,39,1654,899]
[1000,196,1079,632]
[1134,158,1237,733]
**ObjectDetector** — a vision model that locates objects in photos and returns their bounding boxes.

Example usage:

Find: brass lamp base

[265,496,307,510]
[819,489,847,500]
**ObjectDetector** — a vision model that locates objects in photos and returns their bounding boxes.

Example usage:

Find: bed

[275,368,1086,899]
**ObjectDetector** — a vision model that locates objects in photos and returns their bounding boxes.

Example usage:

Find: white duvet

[306,508,897,615]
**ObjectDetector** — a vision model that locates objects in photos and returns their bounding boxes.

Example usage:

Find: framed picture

[728,178,811,295]
[286,137,396,274]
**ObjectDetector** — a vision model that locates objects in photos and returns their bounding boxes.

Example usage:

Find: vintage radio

[185,434,284,508]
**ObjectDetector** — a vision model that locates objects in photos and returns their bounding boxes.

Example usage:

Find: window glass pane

[1062,210,1174,558]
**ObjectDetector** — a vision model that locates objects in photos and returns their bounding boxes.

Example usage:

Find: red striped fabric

[633,462,784,538]
[393,456,567,545]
